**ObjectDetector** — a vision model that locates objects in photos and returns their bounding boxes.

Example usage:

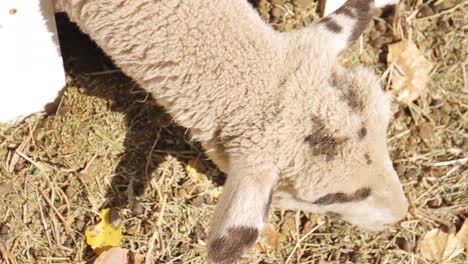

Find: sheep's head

[261,0,409,232]
[207,0,408,263]
[273,64,408,232]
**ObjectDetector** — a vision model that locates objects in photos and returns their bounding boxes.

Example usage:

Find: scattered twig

[39,189,71,235]
[145,230,159,264]
[145,128,162,180]
[35,190,53,248]
[432,157,468,167]
[14,149,43,173]
[441,163,466,178]
[388,129,411,142]
[285,223,323,264]
[417,1,467,21]
[85,69,122,76]
[0,241,17,264]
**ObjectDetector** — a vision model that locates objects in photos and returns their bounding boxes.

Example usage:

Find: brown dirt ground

[0,0,467,263]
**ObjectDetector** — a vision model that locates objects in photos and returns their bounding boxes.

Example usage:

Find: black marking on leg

[336,6,358,18]
[208,227,259,264]
[320,17,342,33]
[336,0,374,42]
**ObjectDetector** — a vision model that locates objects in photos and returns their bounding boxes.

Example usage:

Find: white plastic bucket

[0,0,66,123]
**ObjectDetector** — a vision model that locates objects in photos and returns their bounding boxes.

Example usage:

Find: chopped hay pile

[0,0,466,263]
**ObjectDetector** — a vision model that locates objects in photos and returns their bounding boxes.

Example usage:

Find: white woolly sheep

[54,0,409,263]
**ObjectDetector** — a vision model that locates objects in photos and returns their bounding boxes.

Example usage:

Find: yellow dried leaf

[185,159,209,185]
[209,187,223,199]
[85,209,123,250]
[387,40,433,103]
[419,228,464,261]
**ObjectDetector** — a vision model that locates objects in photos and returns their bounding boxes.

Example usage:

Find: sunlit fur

[54,0,407,262]
[271,65,408,231]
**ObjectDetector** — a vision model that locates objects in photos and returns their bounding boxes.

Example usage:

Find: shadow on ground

[54,14,224,210]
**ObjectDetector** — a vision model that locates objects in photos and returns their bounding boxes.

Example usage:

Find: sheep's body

[55,0,408,263]
[56,0,280,150]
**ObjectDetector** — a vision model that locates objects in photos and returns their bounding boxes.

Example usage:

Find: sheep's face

[273,65,408,231]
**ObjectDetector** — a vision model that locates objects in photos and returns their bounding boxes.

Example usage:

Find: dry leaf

[94,247,145,264]
[132,253,145,264]
[259,223,285,251]
[94,247,128,264]
[419,229,446,260]
[442,234,464,260]
[456,219,468,252]
[419,227,464,261]
[85,209,123,251]
[387,40,433,103]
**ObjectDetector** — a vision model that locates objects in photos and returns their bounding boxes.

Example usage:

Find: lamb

[53,0,409,263]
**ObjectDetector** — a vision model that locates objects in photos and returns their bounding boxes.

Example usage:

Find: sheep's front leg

[207,160,278,264]
[321,0,398,15]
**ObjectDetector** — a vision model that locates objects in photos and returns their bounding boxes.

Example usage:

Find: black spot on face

[320,17,342,33]
[330,71,364,112]
[358,126,367,139]
[208,227,259,264]
[305,134,348,160]
[343,89,364,112]
[305,117,349,160]
[364,153,372,164]
[313,187,371,205]
[314,192,348,205]
[354,187,371,200]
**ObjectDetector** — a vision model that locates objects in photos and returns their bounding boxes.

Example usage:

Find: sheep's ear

[312,0,376,57]
[207,162,277,264]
